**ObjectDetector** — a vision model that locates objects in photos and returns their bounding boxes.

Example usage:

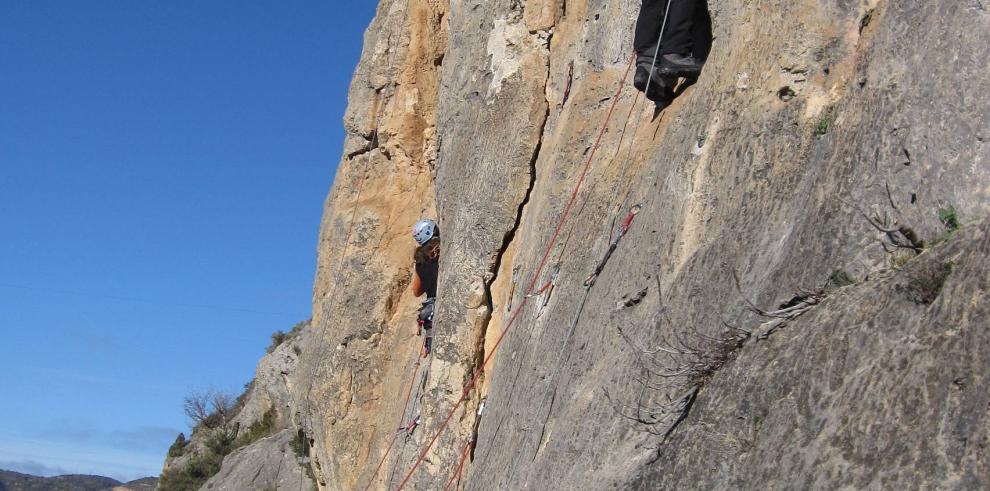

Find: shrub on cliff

[184,390,236,431]
[234,406,277,448]
[266,319,310,354]
[159,405,280,491]
[267,330,288,353]
[167,432,187,458]
[158,450,223,491]
[204,424,239,456]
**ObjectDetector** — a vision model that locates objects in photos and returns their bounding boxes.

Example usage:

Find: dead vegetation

[840,196,924,253]
[899,260,953,305]
[606,270,825,447]
[604,195,970,446]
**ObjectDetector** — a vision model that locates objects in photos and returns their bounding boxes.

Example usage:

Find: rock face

[633,221,990,490]
[284,0,989,490]
[200,430,312,491]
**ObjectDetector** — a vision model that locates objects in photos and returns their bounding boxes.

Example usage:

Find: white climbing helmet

[412,218,438,246]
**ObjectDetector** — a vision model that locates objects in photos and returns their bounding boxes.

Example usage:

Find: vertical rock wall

[298,0,989,489]
[294,0,446,488]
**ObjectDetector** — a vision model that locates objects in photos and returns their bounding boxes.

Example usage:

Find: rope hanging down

[394,52,638,490]
[362,345,427,491]
[385,354,432,488]
[443,441,473,491]
[643,0,674,102]
[529,203,642,459]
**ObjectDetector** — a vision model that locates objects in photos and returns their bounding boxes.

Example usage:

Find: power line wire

[0,282,299,317]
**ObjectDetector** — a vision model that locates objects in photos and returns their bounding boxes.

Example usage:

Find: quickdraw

[585,204,642,287]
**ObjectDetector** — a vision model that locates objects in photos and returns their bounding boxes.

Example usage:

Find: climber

[411,218,440,356]
[633,0,709,101]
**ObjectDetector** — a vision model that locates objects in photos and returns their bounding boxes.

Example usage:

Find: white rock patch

[486,18,528,97]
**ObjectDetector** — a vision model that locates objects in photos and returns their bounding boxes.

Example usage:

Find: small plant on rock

[860,8,875,33]
[814,111,833,137]
[935,205,962,244]
[828,268,856,288]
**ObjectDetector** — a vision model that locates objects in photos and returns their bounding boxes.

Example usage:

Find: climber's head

[412,218,439,246]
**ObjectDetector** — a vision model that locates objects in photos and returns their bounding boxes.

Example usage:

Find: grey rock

[632,221,990,490]
[199,430,312,491]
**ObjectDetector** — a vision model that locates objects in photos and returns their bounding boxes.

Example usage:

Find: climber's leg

[423,327,433,357]
[634,0,667,56]
[690,0,713,63]
[658,0,705,76]
[633,0,670,93]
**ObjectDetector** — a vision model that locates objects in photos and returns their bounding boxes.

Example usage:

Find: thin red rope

[443,441,473,491]
[395,52,637,490]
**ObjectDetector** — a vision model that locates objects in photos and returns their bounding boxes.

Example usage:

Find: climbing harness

[400,415,421,438]
[393,52,639,491]
[417,298,436,356]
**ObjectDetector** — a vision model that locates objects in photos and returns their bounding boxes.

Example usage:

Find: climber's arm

[412,270,425,297]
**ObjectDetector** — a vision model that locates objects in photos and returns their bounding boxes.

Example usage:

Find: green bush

[160,409,277,490]
[158,450,224,491]
[935,206,962,244]
[290,429,309,458]
[267,330,288,353]
[235,406,277,448]
[290,428,317,486]
[164,395,279,490]
[266,320,310,354]
[860,8,875,32]
[204,425,239,456]
[814,114,832,136]
[167,433,188,458]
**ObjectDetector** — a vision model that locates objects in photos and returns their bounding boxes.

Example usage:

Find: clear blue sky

[0,1,377,482]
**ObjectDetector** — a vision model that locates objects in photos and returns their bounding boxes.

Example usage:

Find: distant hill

[111,476,157,491]
[0,470,157,491]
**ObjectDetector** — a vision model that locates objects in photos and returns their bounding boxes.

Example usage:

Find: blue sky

[0,1,377,482]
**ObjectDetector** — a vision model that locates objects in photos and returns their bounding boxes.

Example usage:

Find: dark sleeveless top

[416,259,439,299]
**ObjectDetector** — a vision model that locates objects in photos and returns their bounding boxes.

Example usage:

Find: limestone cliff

[278,0,988,489]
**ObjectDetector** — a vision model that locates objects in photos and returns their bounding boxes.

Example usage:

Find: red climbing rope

[443,441,473,491]
[394,52,638,490]
[361,345,426,491]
